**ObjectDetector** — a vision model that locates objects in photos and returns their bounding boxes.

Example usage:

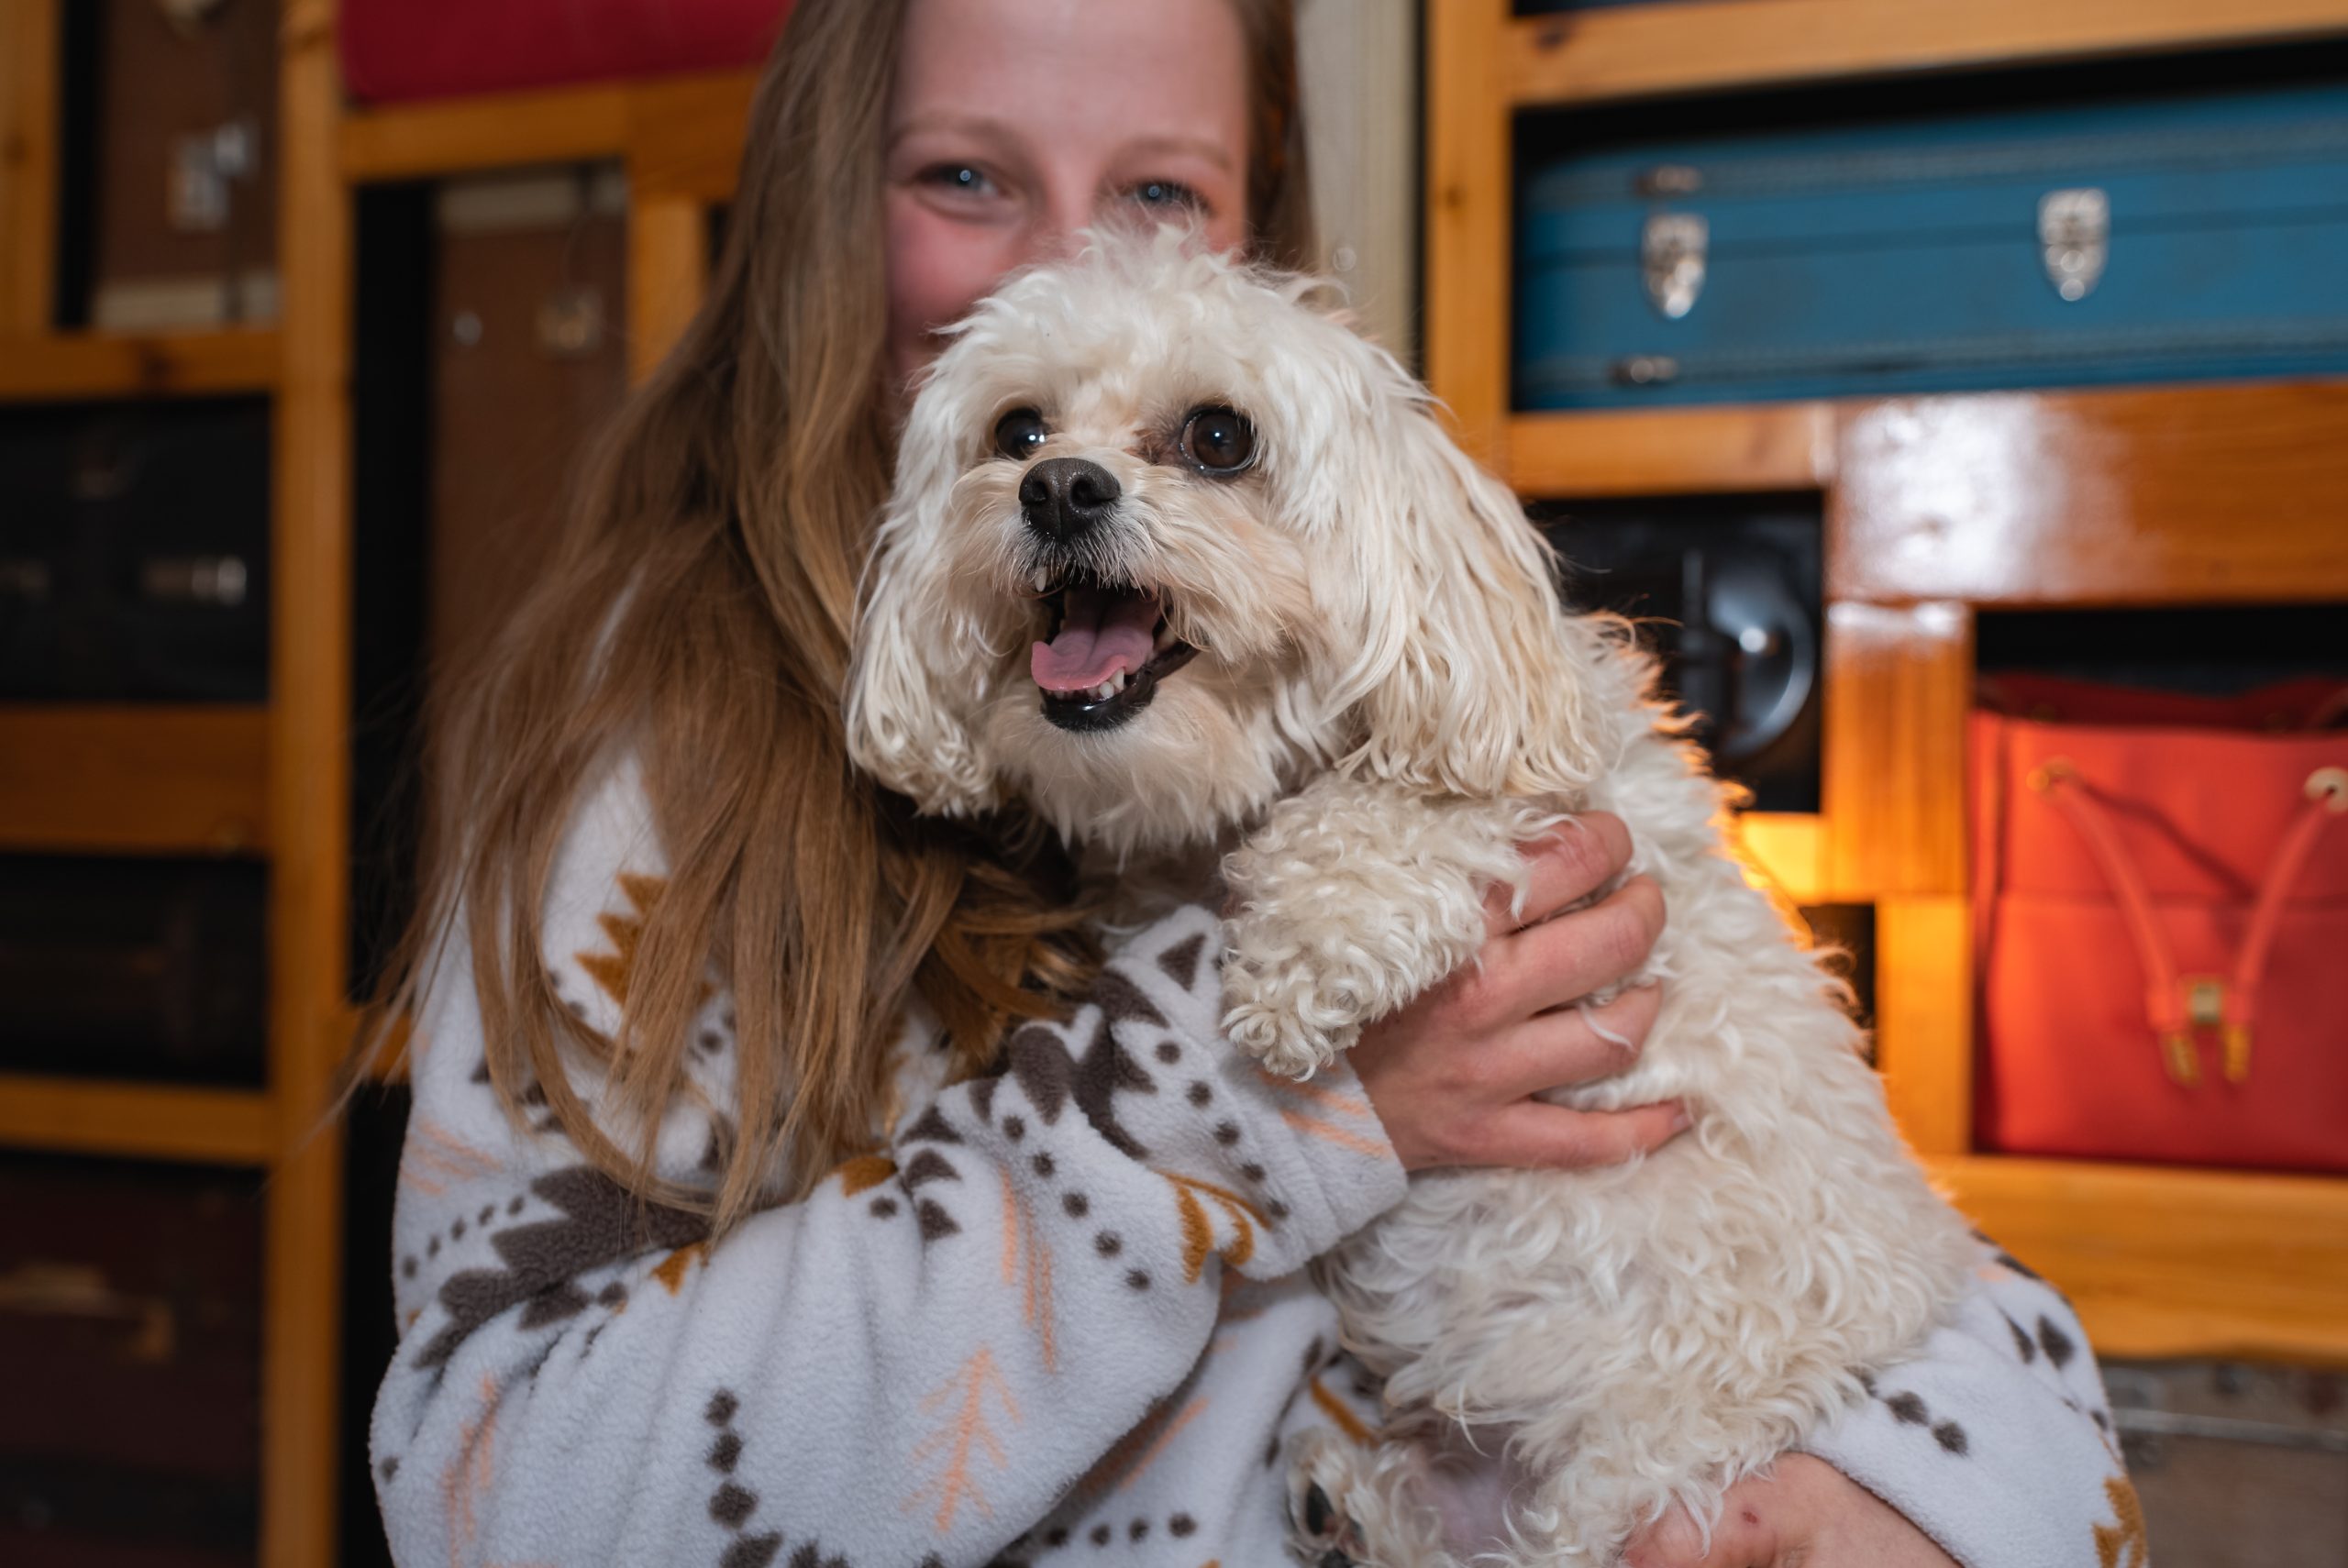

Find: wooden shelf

[339,79,635,180]
[1933,1154,2348,1367]
[0,327,280,402]
[0,1074,274,1165]
[0,705,269,855]
[1831,379,2348,606]
[338,69,754,189]
[1727,810,1828,904]
[1509,0,2348,108]
[1511,404,1834,498]
[621,71,757,203]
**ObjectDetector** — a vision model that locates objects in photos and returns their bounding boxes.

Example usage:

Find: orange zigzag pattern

[907,1347,1021,1534]
[999,1182,1058,1372]
[1165,1172,1267,1285]
[575,872,668,1010]
[1257,1070,1389,1158]
[441,1372,501,1568]
[400,1117,501,1197]
[1308,1375,1375,1447]
[2094,1474,2150,1568]
[432,1372,566,1568]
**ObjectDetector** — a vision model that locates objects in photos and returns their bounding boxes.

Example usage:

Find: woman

[370,2,2132,1564]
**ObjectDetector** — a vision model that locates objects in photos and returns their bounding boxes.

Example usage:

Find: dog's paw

[1286,1435,1374,1568]
[1224,999,1355,1079]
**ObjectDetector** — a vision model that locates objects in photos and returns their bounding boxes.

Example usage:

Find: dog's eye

[1180,406,1257,476]
[994,408,1048,461]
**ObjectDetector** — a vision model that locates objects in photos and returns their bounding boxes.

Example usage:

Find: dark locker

[0,397,271,703]
[85,0,281,330]
[428,169,630,670]
[0,856,267,1087]
[80,0,282,328]
[0,1153,265,1568]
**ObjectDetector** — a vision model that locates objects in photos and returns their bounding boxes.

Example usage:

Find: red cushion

[341,0,793,104]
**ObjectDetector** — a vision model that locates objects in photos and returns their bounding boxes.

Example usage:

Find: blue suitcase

[1515,78,2348,409]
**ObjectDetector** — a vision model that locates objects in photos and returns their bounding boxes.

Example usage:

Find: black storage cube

[0,856,267,1087]
[0,397,270,703]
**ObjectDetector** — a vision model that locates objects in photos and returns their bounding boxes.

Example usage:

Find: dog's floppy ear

[845,454,1002,819]
[1336,403,1609,799]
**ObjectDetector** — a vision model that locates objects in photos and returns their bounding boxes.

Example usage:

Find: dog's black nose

[1019,457,1120,543]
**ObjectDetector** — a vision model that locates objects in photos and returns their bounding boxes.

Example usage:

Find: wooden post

[1818,593,1973,1154]
[626,189,706,383]
[1423,0,1511,472]
[262,3,351,1565]
[1820,601,1972,898]
[1874,897,1973,1156]
[0,0,61,333]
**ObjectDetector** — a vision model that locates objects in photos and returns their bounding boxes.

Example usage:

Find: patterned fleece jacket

[371,757,2147,1568]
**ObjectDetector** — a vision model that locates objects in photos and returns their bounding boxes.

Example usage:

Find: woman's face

[884,0,1253,391]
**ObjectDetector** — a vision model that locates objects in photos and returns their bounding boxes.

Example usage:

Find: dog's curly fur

[847,234,1977,1566]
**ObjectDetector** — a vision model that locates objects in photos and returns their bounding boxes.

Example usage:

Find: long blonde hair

[371,0,1315,1233]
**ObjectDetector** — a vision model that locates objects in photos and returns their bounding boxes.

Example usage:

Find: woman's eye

[922,163,997,197]
[994,408,1049,460]
[1180,406,1257,475]
[1128,178,1203,212]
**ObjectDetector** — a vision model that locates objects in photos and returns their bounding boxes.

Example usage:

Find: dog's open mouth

[1028,572,1198,733]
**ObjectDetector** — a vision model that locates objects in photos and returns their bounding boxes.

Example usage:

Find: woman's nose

[1019,178,1108,268]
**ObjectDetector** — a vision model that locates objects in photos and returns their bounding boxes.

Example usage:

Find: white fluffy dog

[847,234,1977,1566]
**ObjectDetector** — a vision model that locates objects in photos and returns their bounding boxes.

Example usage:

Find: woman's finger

[1623,1497,1772,1567]
[1487,812,1634,933]
[1469,1097,1689,1172]
[1478,875,1666,1020]
[1476,983,1663,1100]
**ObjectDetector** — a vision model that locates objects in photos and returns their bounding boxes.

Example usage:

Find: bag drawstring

[2028,761,2347,1087]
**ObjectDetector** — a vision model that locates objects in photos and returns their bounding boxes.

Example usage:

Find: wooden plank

[261,5,349,1566]
[0,0,60,333]
[626,192,709,383]
[626,70,756,204]
[1935,1155,2348,1366]
[0,705,269,853]
[1821,602,1970,897]
[1831,381,2348,606]
[1510,0,2348,107]
[1508,404,1834,499]
[334,1004,412,1084]
[1423,0,1511,468]
[1875,896,1972,1157]
[0,1075,274,1164]
[1726,810,1825,905]
[0,327,282,401]
[339,78,633,182]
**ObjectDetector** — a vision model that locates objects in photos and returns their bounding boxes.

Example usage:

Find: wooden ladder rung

[0,328,281,403]
[0,705,270,856]
[0,1074,275,1165]
[1506,0,2348,109]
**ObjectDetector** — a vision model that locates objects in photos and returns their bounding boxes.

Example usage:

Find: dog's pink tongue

[1033,587,1158,691]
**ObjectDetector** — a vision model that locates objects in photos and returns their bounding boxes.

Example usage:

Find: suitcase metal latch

[2038,187,2109,302]
[1641,212,1709,320]
[141,557,249,608]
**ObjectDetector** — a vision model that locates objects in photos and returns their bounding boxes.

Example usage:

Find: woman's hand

[1623,1454,1960,1568]
[1351,812,1686,1172]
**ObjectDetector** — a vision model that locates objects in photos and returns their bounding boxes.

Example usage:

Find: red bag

[341,0,793,105]
[1971,674,2348,1173]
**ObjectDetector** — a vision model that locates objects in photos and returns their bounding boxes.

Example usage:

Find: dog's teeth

[1111,669,1129,694]
[1033,570,1050,594]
